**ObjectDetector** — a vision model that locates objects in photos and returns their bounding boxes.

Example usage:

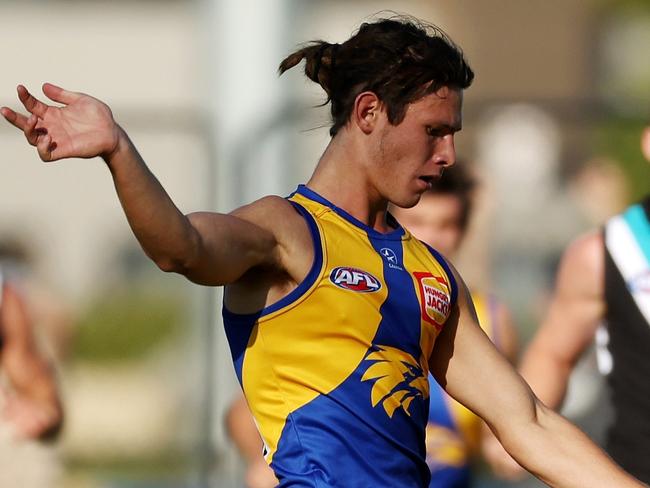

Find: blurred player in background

[0,264,64,486]
[519,126,650,484]
[226,394,279,488]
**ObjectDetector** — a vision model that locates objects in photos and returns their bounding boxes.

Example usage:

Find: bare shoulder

[544,230,605,338]
[563,231,603,268]
[231,195,299,224]
[231,195,310,245]
[558,231,604,289]
[521,231,607,385]
[231,194,313,284]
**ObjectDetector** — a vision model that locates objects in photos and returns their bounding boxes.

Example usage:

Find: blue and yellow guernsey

[223,185,458,487]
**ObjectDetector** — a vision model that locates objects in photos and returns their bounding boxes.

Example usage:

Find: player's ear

[353,91,382,135]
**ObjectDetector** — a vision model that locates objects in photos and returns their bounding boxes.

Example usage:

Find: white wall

[0,1,208,304]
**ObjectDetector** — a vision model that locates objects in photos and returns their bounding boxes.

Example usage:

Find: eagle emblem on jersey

[414,271,451,330]
[361,345,429,418]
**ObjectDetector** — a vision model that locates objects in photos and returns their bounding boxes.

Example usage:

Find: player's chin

[391,191,422,209]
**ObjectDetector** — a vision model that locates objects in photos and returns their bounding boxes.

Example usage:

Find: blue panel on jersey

[365,233,429,432]
[624,204,650,264]
[429,465,471,488]
[271,230,432,485]
[367,236,423,359]
[222,307,260,385]
[428,375,456,431]
[272,390,430,487]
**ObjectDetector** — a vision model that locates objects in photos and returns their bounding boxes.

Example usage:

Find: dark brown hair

[279,16,474,136]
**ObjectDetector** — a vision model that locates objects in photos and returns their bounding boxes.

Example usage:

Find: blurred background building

[0,0,648,487]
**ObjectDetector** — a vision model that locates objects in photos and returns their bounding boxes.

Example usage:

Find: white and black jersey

[603,196,650,483]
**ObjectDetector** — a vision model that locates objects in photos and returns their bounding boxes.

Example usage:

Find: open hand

[1,83,120,162]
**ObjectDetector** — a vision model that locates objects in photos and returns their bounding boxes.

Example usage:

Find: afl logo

[330,267,382,293]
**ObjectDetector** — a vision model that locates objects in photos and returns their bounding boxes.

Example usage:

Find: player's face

[370,86,462,208]
[392,192,464,256]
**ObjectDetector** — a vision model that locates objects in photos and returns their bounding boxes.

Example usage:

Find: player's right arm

[104,129,288,285]
[1,84,295,286]
[478,233,606,480]
[519,231,605,409]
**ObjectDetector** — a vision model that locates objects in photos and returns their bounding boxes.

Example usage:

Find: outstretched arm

[0,281,63,439]
[430,267,642,487]
[492,299,519,364]
[519,232,605,409]
[1,84,294,286]
[478,299,526,481]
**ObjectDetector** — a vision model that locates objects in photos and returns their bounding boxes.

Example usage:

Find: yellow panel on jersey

[223,185,458,487]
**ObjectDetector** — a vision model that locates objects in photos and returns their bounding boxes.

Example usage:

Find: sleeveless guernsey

[603,197,650,483]
[223,185,458,487]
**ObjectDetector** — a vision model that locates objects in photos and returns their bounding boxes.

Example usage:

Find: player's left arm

[429,267,644,488]
[0,283,63,439]
[478,298,525,480]
[493,300,518,364]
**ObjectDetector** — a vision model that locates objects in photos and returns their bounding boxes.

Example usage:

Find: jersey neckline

[294,184,406,241]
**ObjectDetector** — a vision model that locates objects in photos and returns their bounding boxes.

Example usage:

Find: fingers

[17,84,49,118]
[0,106,29,130]
[1,107,49,147]
[3,83,63,128]
[42,82,80,105]
[36,132,55,162]
[20,114,49,150]
[3,83,75,129]
[2,106,53,159]
[24,114,41,145]
[2,85,59,162]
